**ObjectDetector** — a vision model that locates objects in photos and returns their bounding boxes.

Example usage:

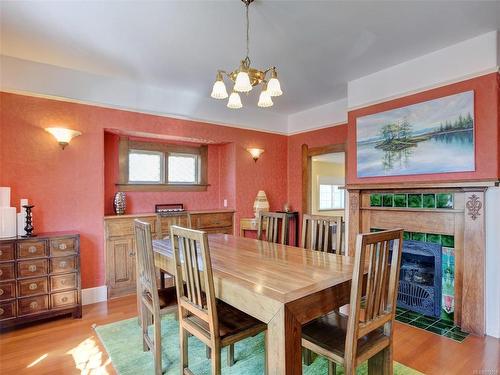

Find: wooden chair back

[345,229,404,361]
[156,213,191,239]
[257,211,288,245]
[134,220,160,312]
[301,214,343,253]
[170,225,219,339]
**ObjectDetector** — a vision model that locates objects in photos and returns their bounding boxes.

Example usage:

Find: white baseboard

[82,286,108,305]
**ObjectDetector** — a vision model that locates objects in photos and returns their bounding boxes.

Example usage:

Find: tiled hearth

[395,307,469,342]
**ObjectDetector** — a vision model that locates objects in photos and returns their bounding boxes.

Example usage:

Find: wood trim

[307,143,346,157]
[116,184,209,192]
[118,137,129,184]
[129,140,203,155]
[301,144,310,214]
[346,180,498,190]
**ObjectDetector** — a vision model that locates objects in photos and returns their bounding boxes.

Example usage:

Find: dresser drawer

[50,256,77,274]
[0,300,16,320]
[50,237,77,256]
[17,259,48,278]
[0,262,15,281]
[106,217,156,237]
[50,273,77,292]
[191,212,233,229]
[17,240,48,259]
[18,277,48,297]
[18,295,48,316]
[51,290,78,309]
[0,243,15,262]
[0,281,16,300]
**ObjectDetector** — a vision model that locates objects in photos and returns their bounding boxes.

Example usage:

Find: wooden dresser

[0,233,81,329]
[104,209,234,298]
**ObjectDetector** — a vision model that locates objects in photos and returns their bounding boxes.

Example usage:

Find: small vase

[113,192,126,215]
[253,190,270,219]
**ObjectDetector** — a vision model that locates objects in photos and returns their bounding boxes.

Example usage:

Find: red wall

[0,92,288,288]
[347,72,500,184]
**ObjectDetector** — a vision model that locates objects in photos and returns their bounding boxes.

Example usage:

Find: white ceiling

[0,1,499,116]
[312,152,345,164]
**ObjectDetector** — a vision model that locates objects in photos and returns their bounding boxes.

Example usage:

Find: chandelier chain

[245,2,250,60]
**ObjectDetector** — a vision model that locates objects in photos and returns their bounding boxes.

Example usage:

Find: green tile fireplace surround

[347,185,490,336]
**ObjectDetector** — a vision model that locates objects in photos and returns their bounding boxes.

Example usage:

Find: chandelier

[210,0,282,109]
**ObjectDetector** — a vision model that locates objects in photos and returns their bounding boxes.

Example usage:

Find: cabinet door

[106,237,136,297]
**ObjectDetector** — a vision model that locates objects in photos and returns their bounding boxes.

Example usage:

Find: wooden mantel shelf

[346,179,499,191]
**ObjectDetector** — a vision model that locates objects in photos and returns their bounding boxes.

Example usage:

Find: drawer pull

[29,246,37,253]
[0,269,3,276]
[129,251,136,257]
[29,283,38,290]
[0,307,4,315]
[61,280,66,285]
[30,301,38,310]
[0,289,3,296]
[59,261,67,268]
[61,297,68,303]
[59,243,67,250]
[0,250,3,256]
[28,265,37,272]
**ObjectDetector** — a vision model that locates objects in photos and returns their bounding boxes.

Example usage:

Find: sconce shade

[45,127,82,149]
[247,148,264,162]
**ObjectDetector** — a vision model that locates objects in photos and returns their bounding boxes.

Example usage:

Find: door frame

[301,143,347,215]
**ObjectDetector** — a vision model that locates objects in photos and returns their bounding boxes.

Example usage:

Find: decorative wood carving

[465,194,482,220]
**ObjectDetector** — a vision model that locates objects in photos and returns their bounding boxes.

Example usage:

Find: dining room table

[152,233,360,375]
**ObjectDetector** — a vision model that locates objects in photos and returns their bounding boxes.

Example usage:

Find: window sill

[116,183,209,192]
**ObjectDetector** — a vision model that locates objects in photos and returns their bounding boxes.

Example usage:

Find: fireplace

[397,240,442,318]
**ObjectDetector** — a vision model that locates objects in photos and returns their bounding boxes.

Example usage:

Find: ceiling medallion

[210,0,282,109]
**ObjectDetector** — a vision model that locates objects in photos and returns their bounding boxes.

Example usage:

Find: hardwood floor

[0,295,498,374]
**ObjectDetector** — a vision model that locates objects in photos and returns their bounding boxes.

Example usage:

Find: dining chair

[170,225,267,375]
[257,211,289,245]
[134,219,178,375]
[301,214,344,254]
[301,228,404,375]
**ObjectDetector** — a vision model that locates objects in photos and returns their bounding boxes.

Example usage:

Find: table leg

[267,306,302,375]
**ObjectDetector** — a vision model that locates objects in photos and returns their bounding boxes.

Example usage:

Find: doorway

[310,152,345,217]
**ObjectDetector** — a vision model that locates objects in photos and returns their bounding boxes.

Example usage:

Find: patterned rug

[95,315,422,375]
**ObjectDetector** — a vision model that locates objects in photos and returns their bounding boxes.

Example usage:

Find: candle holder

[21,205,37,238]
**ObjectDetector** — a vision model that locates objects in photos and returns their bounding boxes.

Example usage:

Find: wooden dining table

[153,234,359,375]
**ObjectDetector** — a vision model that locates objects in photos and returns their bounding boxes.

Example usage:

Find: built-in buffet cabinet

[0,233,81,329]
[104,210,234,298]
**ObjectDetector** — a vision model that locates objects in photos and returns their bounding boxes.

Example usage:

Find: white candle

[0,207,17,238]
[0,187,10,208]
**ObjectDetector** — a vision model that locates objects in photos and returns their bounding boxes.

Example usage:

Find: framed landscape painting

[356,91,475,177]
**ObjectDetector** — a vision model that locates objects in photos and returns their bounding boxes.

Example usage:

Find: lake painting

[356,91,475,177]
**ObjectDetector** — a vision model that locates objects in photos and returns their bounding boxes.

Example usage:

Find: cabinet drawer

[50,256,77,274]
[0,243,15,262]
[17,240,47,259]
[17,259,48,278]
[50,237,77,256]
[0,262,15,281]
[18,295,48,316]
[191,213,233,229]
[18,277,48,297]
[106,217,156,237]
[0,281,16,301]
[50,273,77,292]
[51,290,77,309]
[203,227,233,235]
[0,300,16,320]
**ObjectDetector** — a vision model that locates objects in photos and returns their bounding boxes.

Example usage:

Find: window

[319,184,345,210]
[118,138,208,191]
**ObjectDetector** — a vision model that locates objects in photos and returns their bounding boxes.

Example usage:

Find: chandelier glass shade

[210,0,282,109]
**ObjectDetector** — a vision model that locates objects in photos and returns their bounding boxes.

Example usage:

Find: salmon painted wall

[347,72,500,184]
[0,92,288,289]
[287,125,348,215]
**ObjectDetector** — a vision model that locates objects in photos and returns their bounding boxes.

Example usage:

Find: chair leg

[141,303,149,352]
[153,312,162,375]
[264,331,268,375]
[328,360,336,375]
[227,344,235,366]
[303,348,313,365]
[180,327,189,373]
[211,344,222,375]
[343,358,356,375]
[368,346,392,375]
[206,346,211,359]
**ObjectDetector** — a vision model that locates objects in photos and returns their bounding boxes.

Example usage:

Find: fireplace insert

[396,240,442,318]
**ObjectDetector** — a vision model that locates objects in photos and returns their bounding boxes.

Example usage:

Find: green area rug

[95,315,422,375]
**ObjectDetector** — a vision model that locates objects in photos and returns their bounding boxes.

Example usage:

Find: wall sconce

[45,127,82,149]
[247,148,264,162]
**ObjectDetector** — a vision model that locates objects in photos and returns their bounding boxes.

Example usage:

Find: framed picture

[356,91,474,177]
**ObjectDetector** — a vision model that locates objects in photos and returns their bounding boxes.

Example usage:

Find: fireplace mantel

[346,182,494,336]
